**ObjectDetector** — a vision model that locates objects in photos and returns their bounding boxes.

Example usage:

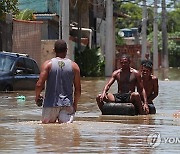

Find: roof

[18,0,60,15]
[0,51,29,57]
[34,13,59,21]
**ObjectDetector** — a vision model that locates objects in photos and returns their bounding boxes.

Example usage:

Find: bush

[75,46,105,77]
[148,32,180,67]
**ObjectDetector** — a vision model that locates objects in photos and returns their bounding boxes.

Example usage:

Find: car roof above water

[0,51,29,58]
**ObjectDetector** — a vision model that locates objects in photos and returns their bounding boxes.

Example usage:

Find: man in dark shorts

[113,92,131,103]
[139,60,159,114]
[96,54,149,115]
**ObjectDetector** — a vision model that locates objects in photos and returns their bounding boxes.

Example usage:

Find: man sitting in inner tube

[139,60,159,114]
[96,54,149,115]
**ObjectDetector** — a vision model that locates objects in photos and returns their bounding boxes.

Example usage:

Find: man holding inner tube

[96,54,149,115]
[139,60,159,114]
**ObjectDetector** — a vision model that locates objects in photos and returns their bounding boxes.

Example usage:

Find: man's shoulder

[144,75,158,85]
[113,69,121,75]
[130,67,138,72]
[130,68,140,75]
[71,60,79,67]
[43,59,52,66]
[110,69,120,78]
[151,75,158,81]
[71,61,80,72]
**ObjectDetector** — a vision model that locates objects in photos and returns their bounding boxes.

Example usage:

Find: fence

[12,19,43,66]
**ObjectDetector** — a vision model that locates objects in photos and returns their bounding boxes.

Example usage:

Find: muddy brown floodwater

[0,68,180,153]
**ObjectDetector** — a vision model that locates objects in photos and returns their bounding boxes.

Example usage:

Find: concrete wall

[40,39,75,67]
[40,40,56,67]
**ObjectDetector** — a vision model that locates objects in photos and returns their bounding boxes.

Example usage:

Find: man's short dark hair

[54,40,67,53]
[120,54,130,61]
[141,60,153,70]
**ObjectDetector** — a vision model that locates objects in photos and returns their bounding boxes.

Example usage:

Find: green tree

[75,46,105,77]
[167,3,180,33]
[115,2,142,29]
[115,1,154,33]
[148,32,180,67]
[0,0,19,21]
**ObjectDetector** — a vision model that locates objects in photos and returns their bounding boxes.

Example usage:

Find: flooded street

[0,68,180,153]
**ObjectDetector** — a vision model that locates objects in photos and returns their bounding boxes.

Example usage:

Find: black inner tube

[102,103,156,115]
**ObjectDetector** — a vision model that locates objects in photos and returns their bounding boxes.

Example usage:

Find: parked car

[0,51,40,91]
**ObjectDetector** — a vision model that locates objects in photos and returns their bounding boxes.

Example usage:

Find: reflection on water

[0,68,180,153]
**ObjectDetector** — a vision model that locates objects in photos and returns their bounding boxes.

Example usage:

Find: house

[17,0,100,65]
[18,0,98,44]
[18,0,60,40]
[18,0,130,75]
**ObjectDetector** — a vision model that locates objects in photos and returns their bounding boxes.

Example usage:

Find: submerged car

[0,51,40,91]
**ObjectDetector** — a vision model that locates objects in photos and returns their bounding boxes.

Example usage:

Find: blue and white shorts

[42,106,75,124]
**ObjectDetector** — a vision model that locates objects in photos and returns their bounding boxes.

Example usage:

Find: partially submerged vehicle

[0,51,40,91]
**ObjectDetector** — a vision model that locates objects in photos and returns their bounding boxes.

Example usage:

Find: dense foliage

[115,1,180,67]
[15,9,35,20]
[0,0,19,21]
[148,32,180,67]
[115,2,142,29]
[75,46,105,77]
[167,4,180,33]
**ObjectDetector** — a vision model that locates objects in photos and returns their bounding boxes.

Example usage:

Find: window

[32,60,40,74]
[0,55,15,72]
[15,58,26,74]
[24,58,35,74]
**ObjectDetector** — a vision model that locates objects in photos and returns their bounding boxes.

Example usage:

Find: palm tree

[15,9,35,21]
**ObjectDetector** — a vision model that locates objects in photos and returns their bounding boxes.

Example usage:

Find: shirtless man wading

[96,54,149,115]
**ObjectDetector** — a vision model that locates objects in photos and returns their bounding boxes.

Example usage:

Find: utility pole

[77,3,82,53]
[161,0,169,80]
[61,0,73,59]
[141,0,147,60]
[153,0,158,77]
[59,0,62,39]
[105,0,114,76]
